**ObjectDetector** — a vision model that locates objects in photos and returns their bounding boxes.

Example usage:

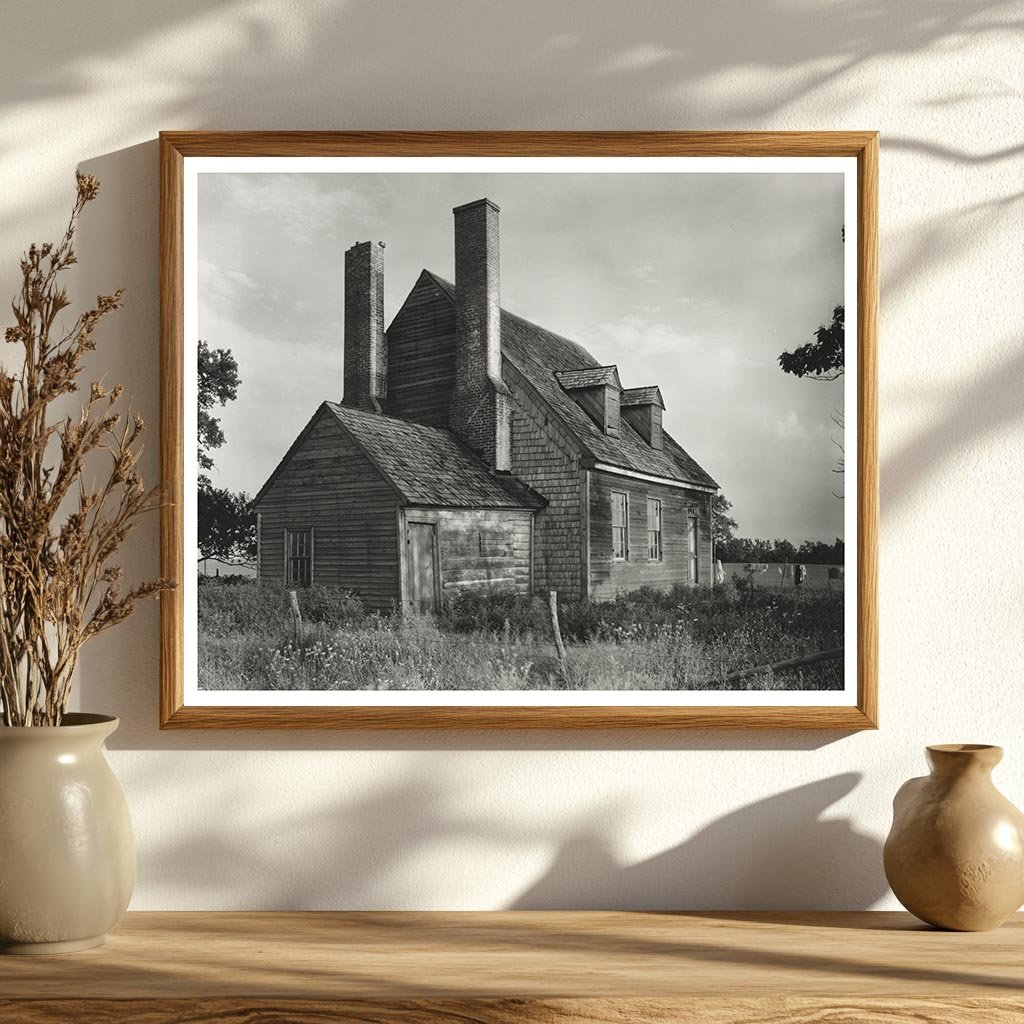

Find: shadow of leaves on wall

[511,774,886,910]
[129,766,884,911]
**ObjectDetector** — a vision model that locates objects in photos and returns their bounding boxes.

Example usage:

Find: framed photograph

[160,131,877,729]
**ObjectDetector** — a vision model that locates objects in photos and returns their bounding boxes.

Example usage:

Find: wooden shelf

[2,911,1023,1022]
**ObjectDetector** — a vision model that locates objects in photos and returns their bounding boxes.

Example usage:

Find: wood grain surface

[5,998,1024,1024]
[159,130,879,731]
[1,911,1021,1022]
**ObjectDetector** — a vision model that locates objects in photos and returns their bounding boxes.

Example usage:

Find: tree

[778,305,844,382]
[715,535,843,565]
[198,485,257,566]
[771,538,797,563]
[198,340,240,476]
[711,494,738,552]
[797,538,845,564]
[780,304,846,494]
[196,340,254,567]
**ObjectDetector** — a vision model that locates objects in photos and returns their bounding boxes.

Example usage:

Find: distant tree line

[711,495,843,565]
[715,536,844,566]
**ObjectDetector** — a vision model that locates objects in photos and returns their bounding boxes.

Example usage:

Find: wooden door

[407,522,439,614]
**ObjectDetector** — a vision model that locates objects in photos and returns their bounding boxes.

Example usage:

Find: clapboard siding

[386,273,457,428]
[589,470,713,600]
[255,408,401,610]
[401,508,533,603]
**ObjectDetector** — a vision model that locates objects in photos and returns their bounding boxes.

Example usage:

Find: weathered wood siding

[401,508,533,605]
[589,470,713,600]
[254,408,401,610]
[386,275,456,428]
[505,362,586,600]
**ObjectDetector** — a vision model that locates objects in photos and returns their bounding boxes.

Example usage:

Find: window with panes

[611,491,629,561]
[647,497,662,561]
[286,528,313,586]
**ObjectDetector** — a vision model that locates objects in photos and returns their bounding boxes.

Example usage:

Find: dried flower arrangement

[0,174,173,726]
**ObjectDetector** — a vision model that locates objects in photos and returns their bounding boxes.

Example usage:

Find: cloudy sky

[198,169,846,543]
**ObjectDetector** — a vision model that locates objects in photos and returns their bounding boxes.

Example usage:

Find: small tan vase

[884,744,1024,931]
[0,713,135,954]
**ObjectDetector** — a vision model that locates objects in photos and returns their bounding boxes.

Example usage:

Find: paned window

[612,491,629,561]
[647,498,663,561]
[286,528,313,586]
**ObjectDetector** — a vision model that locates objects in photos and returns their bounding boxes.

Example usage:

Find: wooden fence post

[288,590,302,645]
[548,590,569,675]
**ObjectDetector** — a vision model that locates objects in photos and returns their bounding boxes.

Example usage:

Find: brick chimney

[342,240,386,412]
[450,198,511,471]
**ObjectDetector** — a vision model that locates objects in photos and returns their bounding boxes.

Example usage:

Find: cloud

[627,261,659,283]
[772,409,823,441]
[224,268,258,290]
[198,259,258,307]
[203,172,373,245]
[197,174,368,352]
[578,315,703,365]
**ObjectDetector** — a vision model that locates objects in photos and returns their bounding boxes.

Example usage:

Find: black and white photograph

[182,153,861,708]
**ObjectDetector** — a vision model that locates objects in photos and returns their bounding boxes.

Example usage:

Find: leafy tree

[778,305,844,382]
[771,538,797,562]
[198,485,256,566]
[780,304,846,493]
[797,538,845,564]
[198,340,240,476]
[711,494,738,552]
[196,340,254,566]
[716,536,843,565]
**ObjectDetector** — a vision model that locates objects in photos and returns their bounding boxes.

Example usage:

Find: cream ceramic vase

[884,744,1024,931]
[0,713,135,954]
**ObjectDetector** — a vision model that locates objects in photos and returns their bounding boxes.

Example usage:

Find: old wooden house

[253,198,718,611]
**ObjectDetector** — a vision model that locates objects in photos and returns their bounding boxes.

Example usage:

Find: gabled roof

[254,402,545,510]
[621,386,665,410]
[325,403,545,510]
[555,366,622,391]
[423,272,718,490]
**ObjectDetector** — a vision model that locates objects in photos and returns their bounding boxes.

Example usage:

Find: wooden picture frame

[160,131,877,729]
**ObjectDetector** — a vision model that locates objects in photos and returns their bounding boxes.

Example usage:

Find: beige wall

[1,1,1020,910]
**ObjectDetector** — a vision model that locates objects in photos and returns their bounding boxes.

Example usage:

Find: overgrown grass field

[198,577,844,692]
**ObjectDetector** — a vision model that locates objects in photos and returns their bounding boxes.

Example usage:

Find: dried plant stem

[0,174,174,726]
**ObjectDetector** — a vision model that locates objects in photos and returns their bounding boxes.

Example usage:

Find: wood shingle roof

[621,386,666,410]
[326,403,546,510]
[554,366,622,390]
[424,272,718,491]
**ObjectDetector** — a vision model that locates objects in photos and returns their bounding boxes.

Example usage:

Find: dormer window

[555,365,622,436]
[621,386,665,450]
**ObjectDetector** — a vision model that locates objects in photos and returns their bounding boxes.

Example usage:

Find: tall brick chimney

[450,198,511,471]
[342,240,386,412]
